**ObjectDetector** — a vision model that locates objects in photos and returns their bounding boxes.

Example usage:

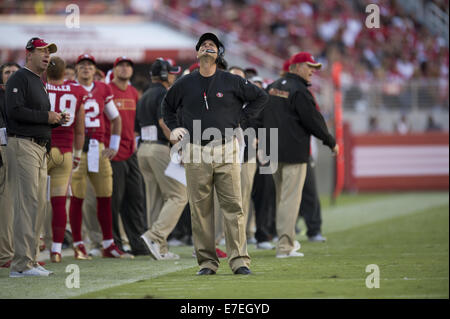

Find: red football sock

[96,197,113,240]
[51,196,67,243]
[69,196,84,243]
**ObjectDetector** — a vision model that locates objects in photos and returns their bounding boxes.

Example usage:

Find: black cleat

[197,268,216,275]
[234,266,252,275]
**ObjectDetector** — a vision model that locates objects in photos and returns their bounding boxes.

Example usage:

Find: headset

[215,45,225,64]
[160,60,168,82]
[25,37,40,51]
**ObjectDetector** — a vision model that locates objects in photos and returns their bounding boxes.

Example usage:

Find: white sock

[102,239,114,249]
[73,241,84,247]
[51,243,62,253]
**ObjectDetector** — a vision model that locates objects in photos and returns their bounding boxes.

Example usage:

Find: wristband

[73,149,82,158]
[109,134,121,151]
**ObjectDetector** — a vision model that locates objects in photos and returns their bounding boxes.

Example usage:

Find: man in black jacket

[5,37,69,277]
[263,52,338,258]
[162,33,268,275]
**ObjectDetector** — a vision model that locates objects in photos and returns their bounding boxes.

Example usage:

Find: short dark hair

[0,62,21,84]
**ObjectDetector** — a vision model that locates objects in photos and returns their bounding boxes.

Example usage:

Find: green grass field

[0,191,448,299]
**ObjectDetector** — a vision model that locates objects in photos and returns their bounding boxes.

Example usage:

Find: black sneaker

[234,266,252,275]
[197,268,216,275]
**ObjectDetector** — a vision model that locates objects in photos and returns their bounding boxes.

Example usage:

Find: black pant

[111,153,149,255]
[168,203,192,243]
[252,164,277,243]
[298,157,322,237]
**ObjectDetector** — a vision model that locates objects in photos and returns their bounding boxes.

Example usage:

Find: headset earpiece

[160,61,168,82]
[26,37,40,51]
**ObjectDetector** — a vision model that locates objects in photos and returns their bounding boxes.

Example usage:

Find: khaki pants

[183,140,250,272]
[138,143,187,254]
[0,145,13,265]
[272,162,307,255]
[6,137,48,272]
[215,161,257,244]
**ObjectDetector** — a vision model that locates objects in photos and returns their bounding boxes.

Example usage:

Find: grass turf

[0,192,447,299]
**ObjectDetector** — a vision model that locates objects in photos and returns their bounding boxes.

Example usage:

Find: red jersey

[105,82,139,161]
[46,82,87,153]
[82,81,114,144]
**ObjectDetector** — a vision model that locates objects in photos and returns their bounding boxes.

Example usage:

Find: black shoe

[197,268,216,275]
[234,266,252,275]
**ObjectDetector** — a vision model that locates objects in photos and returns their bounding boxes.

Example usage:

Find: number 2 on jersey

[84,99,101,128]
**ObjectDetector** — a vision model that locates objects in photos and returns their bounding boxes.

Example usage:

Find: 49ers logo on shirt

[216,92,223,98]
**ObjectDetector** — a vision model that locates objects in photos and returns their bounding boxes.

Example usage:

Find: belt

[141,140,170,147]
[8,134,49,147]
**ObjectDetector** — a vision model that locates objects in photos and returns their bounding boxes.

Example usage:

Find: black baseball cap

[150,58,181,77]
[195,33,224,52]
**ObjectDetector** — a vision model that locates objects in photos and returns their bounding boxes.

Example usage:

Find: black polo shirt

[162,69,268,144]
[5,67,53,140]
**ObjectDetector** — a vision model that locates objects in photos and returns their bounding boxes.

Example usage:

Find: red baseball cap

[113,56,133,67]
[76,53,96,65]
[26,37,57,53]
[289,52,322,69]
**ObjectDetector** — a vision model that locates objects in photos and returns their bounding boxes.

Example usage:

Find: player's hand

[170,127,188,143]
[72,156,81,171]
[60,112,70,125]
[102,148,117,160]
[48,111,62,124]
[332,144,339,156]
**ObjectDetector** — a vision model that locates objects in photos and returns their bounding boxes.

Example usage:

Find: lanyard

[202,71,218,111]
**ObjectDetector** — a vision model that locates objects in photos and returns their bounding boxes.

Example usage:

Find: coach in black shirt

[162,33,268,276]
[5,37,68,277]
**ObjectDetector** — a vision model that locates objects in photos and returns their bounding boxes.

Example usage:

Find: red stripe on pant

[51,196,67,243]
[69,196,114,243]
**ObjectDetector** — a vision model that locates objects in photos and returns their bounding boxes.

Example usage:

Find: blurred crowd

[164,0,449,83]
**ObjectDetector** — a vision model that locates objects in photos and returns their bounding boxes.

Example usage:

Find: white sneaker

[256,241,275,250]
[293,240,301,252]
[10,267,52,277]
[36,265,54,275]
[276,250,305,258]
[88,248,102,257]
[219,238,226,246]
[247,237,257,245]
[140,234,162,260]
[160,251,180,260]
[272,236,278,243]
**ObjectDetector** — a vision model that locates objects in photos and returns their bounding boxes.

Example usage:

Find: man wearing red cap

[104,56,148,255]
[5,37,69,277]
[68,53,130,259]
[263,51,338,258]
